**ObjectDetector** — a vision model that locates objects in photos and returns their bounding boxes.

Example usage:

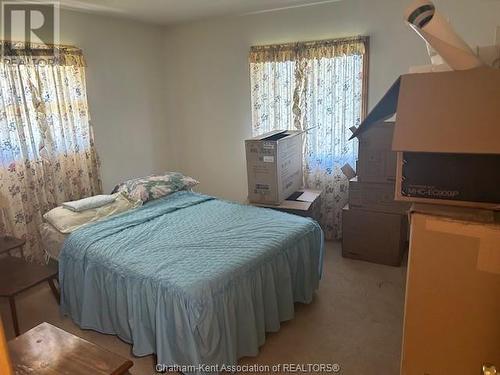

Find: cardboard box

[477,44,500,69]
[477,27,500,69]
[246,130,303,205]
[408,64,451,74]
[357,121,397,183]
[342,205,407,266]
[410,203,500,223]
[351,67,500,209]
[401,209,500,374]
[349,178,410,214]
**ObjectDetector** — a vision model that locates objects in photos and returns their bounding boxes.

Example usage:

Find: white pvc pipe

[405,0,484,70]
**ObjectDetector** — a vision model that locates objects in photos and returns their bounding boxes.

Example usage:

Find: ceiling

[48,0,342,25]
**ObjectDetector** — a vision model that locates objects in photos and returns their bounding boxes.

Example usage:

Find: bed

[40,222,67,260]
[55,190,324,373]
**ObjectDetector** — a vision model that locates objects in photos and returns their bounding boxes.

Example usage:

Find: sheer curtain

[250,37,368,240]
[0,42,101,262]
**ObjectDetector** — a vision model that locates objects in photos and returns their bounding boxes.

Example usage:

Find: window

[0,42,101,261]
[0,47,94,164]
[249,37,368,239]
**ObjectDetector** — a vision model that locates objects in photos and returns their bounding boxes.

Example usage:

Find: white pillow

[62,194,118,212]
[44,193,141,233]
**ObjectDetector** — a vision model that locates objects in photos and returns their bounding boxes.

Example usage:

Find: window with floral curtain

[249,36,368,240]
[0,42,101,262]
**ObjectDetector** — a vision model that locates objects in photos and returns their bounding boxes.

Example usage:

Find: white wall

[56,1,500,198]
[59,10,169,193]
[163,0,500,202]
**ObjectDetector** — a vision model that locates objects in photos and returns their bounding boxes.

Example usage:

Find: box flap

[247,129,304,142]
[393,67,500,153]
[410,203,500,223]
[246,130,287,141]
[341,163,357,180]
[350,77,401,139]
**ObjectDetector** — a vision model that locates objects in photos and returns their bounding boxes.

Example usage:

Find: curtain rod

[250,35,368,51]
[0,40,82,52]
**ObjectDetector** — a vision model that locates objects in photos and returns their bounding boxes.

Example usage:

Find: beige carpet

[0,241,406,374]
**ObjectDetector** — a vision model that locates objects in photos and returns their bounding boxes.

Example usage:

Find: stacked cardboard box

[351,67,500,372]
[342,121,410,266]
[352,68,500,209]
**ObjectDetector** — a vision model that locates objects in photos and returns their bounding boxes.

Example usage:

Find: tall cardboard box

[246,130,303,205]
[343,121,408,266]
[342,205,407,266]
[401,206,500,374]
[352,67,500,209]
[356,121,397,183]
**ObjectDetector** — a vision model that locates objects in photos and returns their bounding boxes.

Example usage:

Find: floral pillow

[112,172,199,203]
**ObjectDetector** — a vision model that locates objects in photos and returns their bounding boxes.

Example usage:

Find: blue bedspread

[59,191,324,373]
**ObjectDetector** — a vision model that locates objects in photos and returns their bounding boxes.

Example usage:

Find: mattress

[40,222,67,260]
[59,191,324,374]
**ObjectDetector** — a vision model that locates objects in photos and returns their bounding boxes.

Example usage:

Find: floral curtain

[0,42,101,262]
[250,36,368,240]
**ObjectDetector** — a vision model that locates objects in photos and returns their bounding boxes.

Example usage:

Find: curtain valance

[0,41,86,67]
[249,36,368,63]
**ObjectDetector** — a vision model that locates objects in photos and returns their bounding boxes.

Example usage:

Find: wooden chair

[0,236,59,336]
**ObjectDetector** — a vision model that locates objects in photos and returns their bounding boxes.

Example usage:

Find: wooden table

[8,322,134,374]
[0,257,59,336]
